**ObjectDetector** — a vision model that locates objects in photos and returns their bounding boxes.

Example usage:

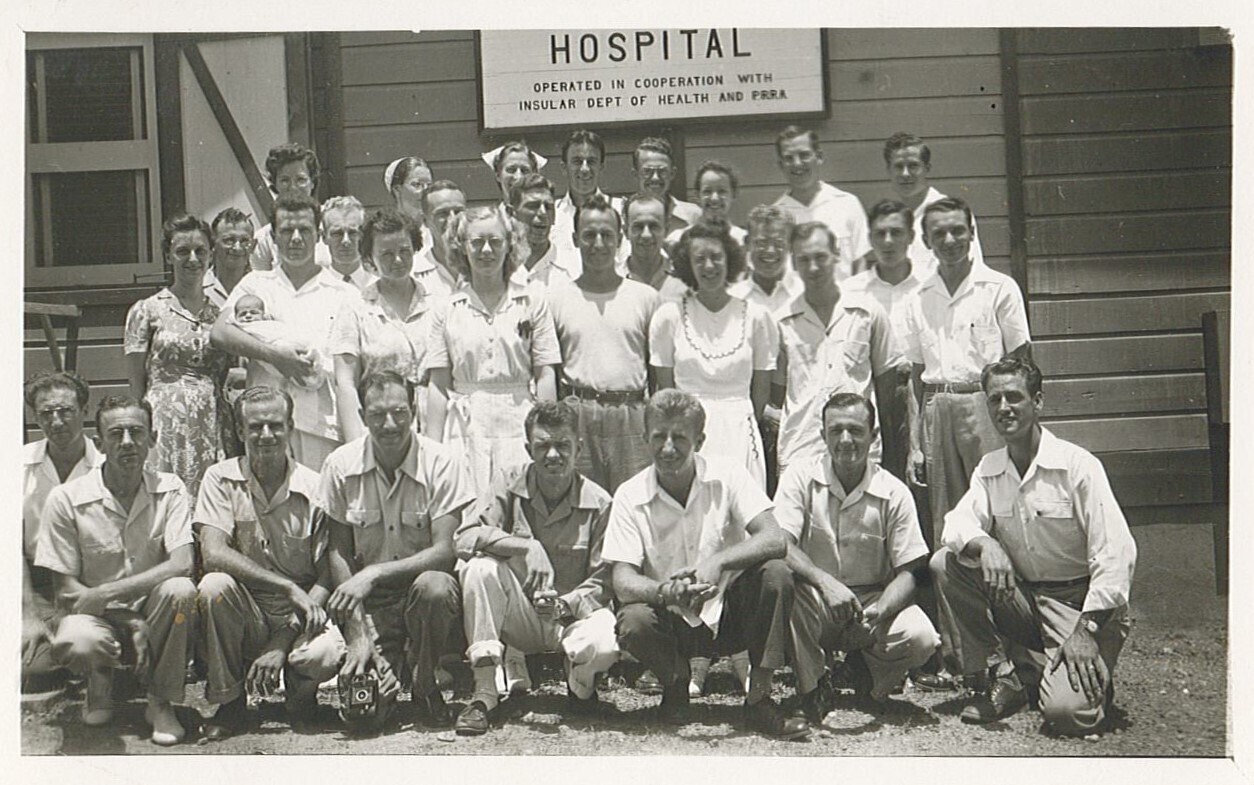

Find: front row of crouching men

[27,358,1135,744]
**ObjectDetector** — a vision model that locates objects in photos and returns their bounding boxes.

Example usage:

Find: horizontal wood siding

[1015,28,1231,508]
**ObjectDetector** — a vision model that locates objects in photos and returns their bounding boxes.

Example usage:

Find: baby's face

[235,299,266,323]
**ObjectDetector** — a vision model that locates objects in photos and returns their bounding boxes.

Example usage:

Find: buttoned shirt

[223,268,357,440]
[773,182,872,279]
[23,439,105,562]
[602,455,773,629]
[546,277,658,392]
[331,275,431,386]
[729,271,804,317]
[908,186,986,282]
[510,243,576,292]
[195,456,325,613]
[36,466,194,602]
[424,280,562,392]
[903,261,1030,385]
[941,428,1137,613]
[413,247,462,305]
[333,263,377,292]
[321,434,473,569]
[456,462,612,619]
[775,291,901,468]
[203,267,238,310]
[844,265,924,361]
[775,458,926,589]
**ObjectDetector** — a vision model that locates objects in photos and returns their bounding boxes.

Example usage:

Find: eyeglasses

[171,247,211,260]
[327,229,362,241]
[217,237,254,250]
[364,407,412,425]
[639,166,671,178]
[468,236,506,253]
[276,175,312,189]
[35,406,77,422]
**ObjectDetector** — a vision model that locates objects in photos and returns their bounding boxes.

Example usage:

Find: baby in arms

[233,294,329,390]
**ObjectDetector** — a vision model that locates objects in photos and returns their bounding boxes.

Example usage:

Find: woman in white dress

[424,205,560,494]
[649,220,779,489]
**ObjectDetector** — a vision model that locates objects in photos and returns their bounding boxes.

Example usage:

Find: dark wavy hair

[670,219,746,291]
[264,142,320,194]
[25,370,90,410]
[160,213,213,258]
[360,207,423,264]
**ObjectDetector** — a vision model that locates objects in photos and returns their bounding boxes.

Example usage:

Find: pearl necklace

[680,294,748,361]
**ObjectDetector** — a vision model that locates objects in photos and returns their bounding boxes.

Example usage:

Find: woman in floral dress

[125,213,230,497]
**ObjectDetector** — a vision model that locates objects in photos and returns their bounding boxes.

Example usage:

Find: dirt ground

[20,615,1227,758]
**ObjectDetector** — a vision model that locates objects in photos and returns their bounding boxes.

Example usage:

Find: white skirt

[696,395,765,490]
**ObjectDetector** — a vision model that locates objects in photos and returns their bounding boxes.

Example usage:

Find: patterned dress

[124,288,229,497]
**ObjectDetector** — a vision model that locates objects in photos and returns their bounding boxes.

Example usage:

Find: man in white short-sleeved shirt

[249,143,332,272]
[931,357,1136,736]
[36,396,198,746]
[774,392,938,722]
[602,389,809,740]
[774,222,902,479]
[553,129,626,264]
[212,193,358,471]
[508,173,579,289]
[548,193,660,493]
[903,197,1031,543]
[772,125,871,281]
[882,132,986,281]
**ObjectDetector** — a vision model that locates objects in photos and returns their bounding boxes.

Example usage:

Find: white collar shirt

[903,261,1030,385]
[773,181,872,279]
[23,438,105,561]
[843,265,924,360]
[941,428,1137,613]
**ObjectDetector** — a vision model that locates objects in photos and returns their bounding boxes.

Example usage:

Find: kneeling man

[197,386,346,738]
[776,392,939,721]
[454,400,618,734]
[322,371,474,728]
[35,396,198,745]
[603,389,809,739]
[931,357,1136,735]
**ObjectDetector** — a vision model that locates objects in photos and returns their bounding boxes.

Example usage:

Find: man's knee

[758,558,795,595]
[615,603,659,648]
[289,627,346,682]
[407,570,461,615]
[928,548,955,585]
[152,576,198,605]
[459,556,511,593]
[893,606,942,665]
[50,615,112,670]
[1040,684,1107,736]
[197,572,240,605]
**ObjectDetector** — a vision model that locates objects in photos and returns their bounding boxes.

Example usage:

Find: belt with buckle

[1021,575,1090,590]
[922,381,983,394]
[566,385,647,405]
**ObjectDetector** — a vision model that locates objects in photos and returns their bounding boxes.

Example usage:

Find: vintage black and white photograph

[12,3,1244,774]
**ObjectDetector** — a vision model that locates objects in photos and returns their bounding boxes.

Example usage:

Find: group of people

[21,125,1138,747]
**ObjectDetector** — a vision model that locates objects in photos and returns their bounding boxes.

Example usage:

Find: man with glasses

[772,126,871,282]
[321,196,375,291]
[205,207,256,308]
[22,372,105,693]
[212,193,357,470]
[633,136,701,237]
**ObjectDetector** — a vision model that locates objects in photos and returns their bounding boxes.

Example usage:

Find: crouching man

[322,371,474,730]
[931,357,1136,735]
[35,396,198,745]
[196,387,346,739]
[453,400,619,734]
[775,392,939,723]
[603,389,809,740]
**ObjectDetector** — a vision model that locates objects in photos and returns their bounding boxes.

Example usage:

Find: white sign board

[479,29,826,132]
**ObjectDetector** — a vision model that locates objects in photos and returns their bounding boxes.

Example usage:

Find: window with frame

[26,34,162,287]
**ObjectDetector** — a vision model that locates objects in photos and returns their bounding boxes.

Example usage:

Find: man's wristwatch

[1081,617,1100,635]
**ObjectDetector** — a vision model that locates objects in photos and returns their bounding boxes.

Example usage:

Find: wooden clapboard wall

[1012,28,1232,518]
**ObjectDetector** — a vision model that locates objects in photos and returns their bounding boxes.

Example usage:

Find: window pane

[33,170,148,267]
[31,47,144,143]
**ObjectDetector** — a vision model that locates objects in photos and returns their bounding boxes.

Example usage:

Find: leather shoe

[566,687,616,718]
[745,696,810,740]
[204,696,249,741]
[911,671,958,692]
[419,690,454,727]
[454,700,490,736]
[657,681,691,725]
[961,672,1028,724]
[797,673,836,725]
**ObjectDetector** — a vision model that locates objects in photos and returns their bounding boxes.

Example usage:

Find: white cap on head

[383,158,406,191]
[481,145,548,172]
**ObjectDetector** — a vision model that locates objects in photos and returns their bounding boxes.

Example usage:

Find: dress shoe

[566,686,616,718]
[204,696,249,741]
[145,699,186,746]
[635,669,664,695]
[744,696,810,740]
[454,700,490,736]
[796,673,836,725]
[961,672,1028,724]
[419,689,454,727]
[911,671,958,692]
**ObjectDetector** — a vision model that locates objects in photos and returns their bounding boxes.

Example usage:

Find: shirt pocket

[972,322,1003,362]
[399,510,433,552]
[344,508,384,565]
[842,338,870,373]
[273,531,319,584]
